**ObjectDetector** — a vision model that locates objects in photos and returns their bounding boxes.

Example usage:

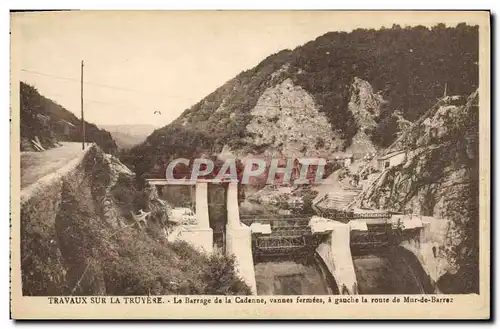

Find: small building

[343,157,353,167]
[57,119,76,137]
[377,150,407,170]
[328,152,354,168]
[287,195,304,208]
[363,152,376,161]
[168,207,196,224]
[36,113,51,126]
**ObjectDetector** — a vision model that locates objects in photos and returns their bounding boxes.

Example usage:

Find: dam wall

[315,221,358,295]
[226,224,258,294]
[225,182,258,295]
[167,182,214,253]
[399,216,452,287]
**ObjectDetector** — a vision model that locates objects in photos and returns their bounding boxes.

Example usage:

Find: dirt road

[20,142,89,189]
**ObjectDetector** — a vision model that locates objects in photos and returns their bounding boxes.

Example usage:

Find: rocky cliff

[359,92,478,214]
[243,78,344,158]
[357,91,479,293]
[346,77,382,156]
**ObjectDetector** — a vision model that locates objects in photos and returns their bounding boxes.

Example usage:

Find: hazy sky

[11,11,482,126]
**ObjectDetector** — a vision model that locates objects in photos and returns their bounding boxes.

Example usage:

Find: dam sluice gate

[244,214,433,295]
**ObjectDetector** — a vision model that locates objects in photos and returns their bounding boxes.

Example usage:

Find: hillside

[21,144,250,295]
[125,23,478,179]
[356,90,479,293]
[100,124,157,149]
[20,82,118,154]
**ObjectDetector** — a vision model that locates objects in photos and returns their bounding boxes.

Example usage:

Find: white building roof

[328,152,354,160]
[296,157,325,165]
[378,150,406,160]
[60,119,76,127]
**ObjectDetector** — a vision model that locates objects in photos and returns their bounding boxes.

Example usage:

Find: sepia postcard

[10,10,490,319]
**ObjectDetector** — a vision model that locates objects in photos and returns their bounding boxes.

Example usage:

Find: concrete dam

[149,180,435,295]
[244,215,433,295]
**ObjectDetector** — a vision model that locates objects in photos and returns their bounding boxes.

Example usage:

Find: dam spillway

[246,215,433,296]
[252,245,433,296]
[154,181,434,296]
[352,246,434,294]
[254,258,335,295]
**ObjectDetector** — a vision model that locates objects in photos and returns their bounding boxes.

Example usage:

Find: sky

[11,11,483,127]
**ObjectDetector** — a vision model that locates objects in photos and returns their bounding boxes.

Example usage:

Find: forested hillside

[20,82,118,154]
[125,23,478,179]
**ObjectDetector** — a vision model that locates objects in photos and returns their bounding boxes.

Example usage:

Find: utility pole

[81,60,86,150]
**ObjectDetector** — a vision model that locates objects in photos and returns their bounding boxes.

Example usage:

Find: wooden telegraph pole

[81,60,86,150]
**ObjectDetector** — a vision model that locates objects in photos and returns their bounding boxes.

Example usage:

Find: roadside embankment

[20,144,250,296]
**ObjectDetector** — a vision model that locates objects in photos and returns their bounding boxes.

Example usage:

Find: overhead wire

[21,68,171,96]
[20,67,318,110]
[27,90,150,114]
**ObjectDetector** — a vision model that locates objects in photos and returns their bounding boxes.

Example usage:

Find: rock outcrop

[346,77,383,156]
[348,77,384,132]
[357,91,479,293]
[359,92,478,214]
[243,78,344,158]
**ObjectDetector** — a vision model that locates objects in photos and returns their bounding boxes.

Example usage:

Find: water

[253,247,432,295]
[254,258,336,295]
[352,247,433,294]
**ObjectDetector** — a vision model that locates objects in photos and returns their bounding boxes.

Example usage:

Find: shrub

[315,137,325,149]
[102,233,251,295]
[201,253,252,295]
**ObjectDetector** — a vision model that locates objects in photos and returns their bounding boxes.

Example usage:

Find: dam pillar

[226,182,241,228]
[315,221,358,295]
[225,182,257,294]
[195,182,210,229]
[180,181,212,253]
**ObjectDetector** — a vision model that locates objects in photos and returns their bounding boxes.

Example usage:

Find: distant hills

[125,23,479,179]
[20,82,118,154]
[100,124,158,149]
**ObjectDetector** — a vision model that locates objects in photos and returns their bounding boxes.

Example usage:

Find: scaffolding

[245,211,402,259]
